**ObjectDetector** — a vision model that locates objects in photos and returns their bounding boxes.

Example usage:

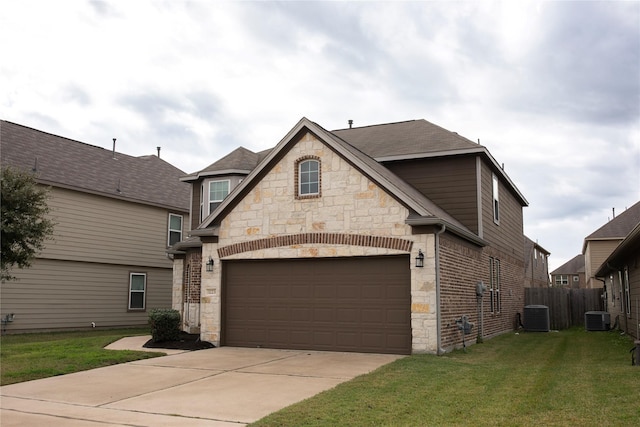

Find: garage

[222,255,411,354]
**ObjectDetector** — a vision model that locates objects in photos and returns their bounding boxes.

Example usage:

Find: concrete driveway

[0,344,403,426]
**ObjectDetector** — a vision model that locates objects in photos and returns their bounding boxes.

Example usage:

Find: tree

[1,167,55,282]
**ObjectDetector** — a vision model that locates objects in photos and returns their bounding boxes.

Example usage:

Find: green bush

[148,309,181,342]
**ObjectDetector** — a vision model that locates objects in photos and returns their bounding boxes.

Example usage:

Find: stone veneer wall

[198,132,439,353]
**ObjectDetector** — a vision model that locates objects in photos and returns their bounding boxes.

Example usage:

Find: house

[0,121,190,333]
[169,117,529,354]
[550,254,586,288]
[595,221,640,339]
[583,201,640,289]
[523,236,550,287]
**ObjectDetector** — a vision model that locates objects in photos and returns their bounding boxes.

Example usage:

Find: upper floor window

[209,180,230,214]
[296,158,320,198]
[555,275,568,286]
[492,174,500,224]
[168,213,183,246]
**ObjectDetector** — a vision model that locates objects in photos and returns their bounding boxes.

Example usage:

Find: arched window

[296,157,320,198]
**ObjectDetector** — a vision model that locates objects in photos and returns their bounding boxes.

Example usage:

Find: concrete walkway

[1,340,403,426]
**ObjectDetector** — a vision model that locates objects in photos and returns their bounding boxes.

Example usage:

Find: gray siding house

[170,117,529,354]
[1,121,190,333]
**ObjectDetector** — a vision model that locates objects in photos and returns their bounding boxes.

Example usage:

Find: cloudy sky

[2,0,639,271]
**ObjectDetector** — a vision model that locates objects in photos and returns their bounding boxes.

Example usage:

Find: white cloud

[2,0,639,272]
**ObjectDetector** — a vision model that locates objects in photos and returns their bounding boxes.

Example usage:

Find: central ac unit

[585,311,610,331]
[524,305,550,332]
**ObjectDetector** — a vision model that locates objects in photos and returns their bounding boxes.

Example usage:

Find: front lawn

[253,329,640,426]
[0,328,164,385]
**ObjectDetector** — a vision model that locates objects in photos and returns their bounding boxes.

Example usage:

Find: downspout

[435,223,446,355]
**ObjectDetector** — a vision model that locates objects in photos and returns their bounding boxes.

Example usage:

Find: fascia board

[405,216,487,247]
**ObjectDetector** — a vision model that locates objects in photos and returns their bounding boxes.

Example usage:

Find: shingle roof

[332,119,527,206]
[332,119,482,159]
[181,146,272,182]
[196,117,486,246]
[1,121,189,211]
[585,201,640,241]
[550,254,585,275]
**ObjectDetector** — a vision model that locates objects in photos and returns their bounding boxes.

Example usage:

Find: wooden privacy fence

[524,287,604,330]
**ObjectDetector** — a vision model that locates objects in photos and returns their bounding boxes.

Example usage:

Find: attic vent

[523,305,550,332]
[585,311,610,331]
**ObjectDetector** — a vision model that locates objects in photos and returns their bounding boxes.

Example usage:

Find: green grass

[252,329,640,426]
[0,328,165,385]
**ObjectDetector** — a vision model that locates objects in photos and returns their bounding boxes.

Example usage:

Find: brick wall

[439,233,525,350]
[183,250,202,304]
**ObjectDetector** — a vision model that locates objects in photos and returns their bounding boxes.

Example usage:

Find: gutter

[405,216,487,247]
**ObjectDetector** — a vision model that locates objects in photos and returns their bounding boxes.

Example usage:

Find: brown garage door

[223,255,411,354]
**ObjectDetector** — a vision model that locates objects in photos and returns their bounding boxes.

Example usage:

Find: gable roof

[193,117,486,246]
[550,254,585,275]
[180,146,271,182]
[333,119,528,206]
[582,200,640,252]
[1,120,189,211]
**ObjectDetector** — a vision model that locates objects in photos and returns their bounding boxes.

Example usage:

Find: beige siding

[42,187,185,268]
[480,162,524,259]
[0,258,172,333]
[584,240,622,288]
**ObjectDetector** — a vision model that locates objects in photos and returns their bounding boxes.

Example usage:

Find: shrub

[148,309,181,342]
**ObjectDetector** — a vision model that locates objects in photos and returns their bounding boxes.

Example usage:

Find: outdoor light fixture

[415,250,424,268]
[206,256,214,272]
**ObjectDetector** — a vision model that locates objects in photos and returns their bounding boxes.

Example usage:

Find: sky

[1,0,639,272]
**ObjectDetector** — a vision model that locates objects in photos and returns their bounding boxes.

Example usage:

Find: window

[555,275,568,286]
[209,180,230,214]
[624,267,630,316]
[298,159,320,197]
[572,276,579,282]
[489,257,501,313]
[128,273,146,310]
[200,183,204,223]
[168,213,183,246]
[492,174,500,224]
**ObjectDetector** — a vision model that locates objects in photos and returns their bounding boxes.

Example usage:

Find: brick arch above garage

[217,233,413,258]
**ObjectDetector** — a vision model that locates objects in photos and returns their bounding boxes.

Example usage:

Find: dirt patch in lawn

[143,332,215,351]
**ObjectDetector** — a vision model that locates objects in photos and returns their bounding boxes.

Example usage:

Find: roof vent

[348,119,353,129]
[112,138,117,159]
[157,146,161,158]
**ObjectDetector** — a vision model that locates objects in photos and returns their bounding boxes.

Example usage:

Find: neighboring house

[583,201,640,289]
[523,236,550,287]
[550,254,586,288]
[0,121,190,333]
[169,117,529,355]
[595,221,640,339]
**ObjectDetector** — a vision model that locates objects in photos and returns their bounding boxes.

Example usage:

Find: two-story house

[524,237,550,287]
[550,254,586,288]
[169,117,528,354]
[0,121,190,333]
[583,201,640,289]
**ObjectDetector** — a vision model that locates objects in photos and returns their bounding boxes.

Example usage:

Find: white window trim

[298,159,320,196]
[207,179,230,216]
[168,213,183,246]
[128,272,146,311]
[492,174,500,224]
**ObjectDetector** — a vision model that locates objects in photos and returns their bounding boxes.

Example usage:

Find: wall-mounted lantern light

[205,256,214,272]
[415,250,424,268]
